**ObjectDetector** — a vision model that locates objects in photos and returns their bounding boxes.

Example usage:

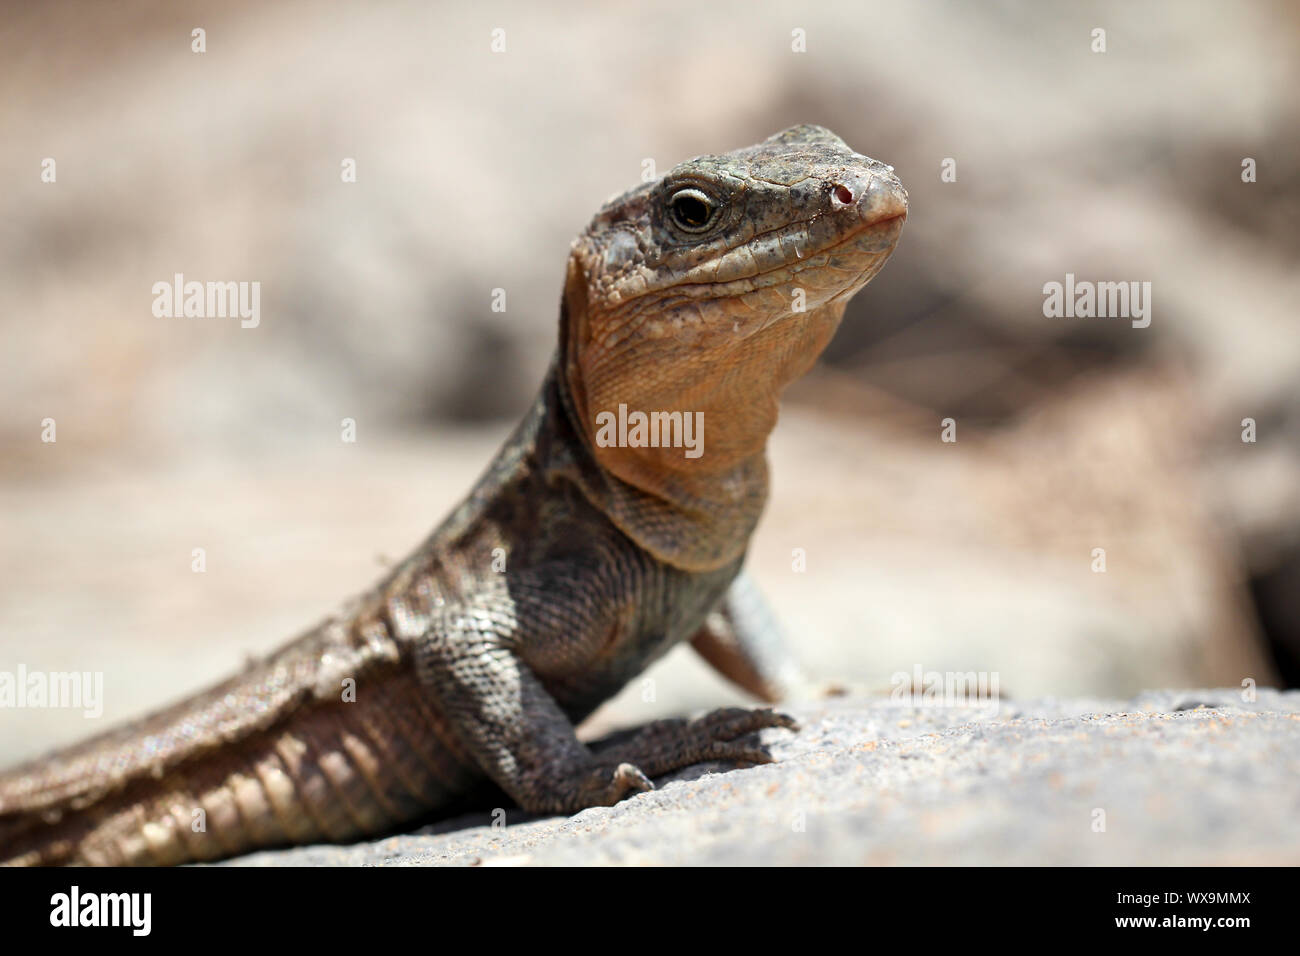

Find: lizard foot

[532,709,796,814]
[593,706,798,780]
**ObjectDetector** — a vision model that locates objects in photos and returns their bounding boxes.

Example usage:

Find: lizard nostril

[832,184,854,205]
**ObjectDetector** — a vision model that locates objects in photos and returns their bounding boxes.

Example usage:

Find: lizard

[0,125,907,865]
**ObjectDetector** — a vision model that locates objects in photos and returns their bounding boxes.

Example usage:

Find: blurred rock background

[2,0,1298,764]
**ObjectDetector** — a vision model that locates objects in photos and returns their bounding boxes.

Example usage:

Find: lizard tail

[0,624,473,865]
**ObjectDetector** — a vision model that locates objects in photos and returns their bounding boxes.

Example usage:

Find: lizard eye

[667,188,716,232]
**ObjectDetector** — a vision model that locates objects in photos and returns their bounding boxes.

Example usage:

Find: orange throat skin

[561,253,850,572]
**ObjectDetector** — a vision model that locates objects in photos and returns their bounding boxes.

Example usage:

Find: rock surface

[223,689,1300,866]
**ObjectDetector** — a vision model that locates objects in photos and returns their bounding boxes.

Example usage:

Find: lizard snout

[829,170,909,228]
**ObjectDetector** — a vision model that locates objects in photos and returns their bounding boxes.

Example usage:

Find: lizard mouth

[827,207,906,248]
[752,205,905,289]
[736,205,906,327]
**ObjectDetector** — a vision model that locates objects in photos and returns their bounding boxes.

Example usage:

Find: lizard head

[559,125,907,569]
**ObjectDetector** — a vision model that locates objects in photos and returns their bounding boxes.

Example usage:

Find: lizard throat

[558,256,848,571]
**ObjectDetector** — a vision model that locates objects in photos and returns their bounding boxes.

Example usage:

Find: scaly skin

[0,125,907,865]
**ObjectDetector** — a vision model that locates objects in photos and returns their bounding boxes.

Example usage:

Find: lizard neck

[555,254,848,572]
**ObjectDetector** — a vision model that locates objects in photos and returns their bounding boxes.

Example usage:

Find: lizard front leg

[689,571,812,702]
[412,568,795,814]
[413,607,652,813]
[690,571,849,702]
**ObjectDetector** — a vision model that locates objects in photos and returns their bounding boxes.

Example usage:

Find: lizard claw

[612,762,654,797]
[573,762,655,808]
